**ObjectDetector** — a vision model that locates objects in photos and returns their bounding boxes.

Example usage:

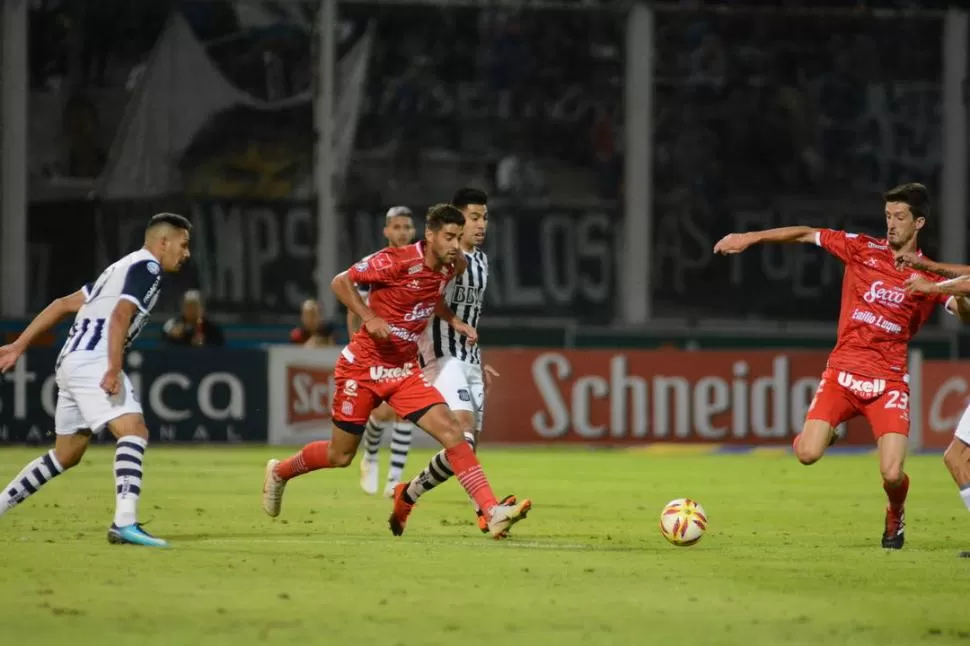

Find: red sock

[275,441,331,481]
[445,442,498,516]
[883,473,910,511]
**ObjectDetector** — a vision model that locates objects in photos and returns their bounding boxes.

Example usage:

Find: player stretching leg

[263,204,531,538]
[892,252,970,556]
[0,214,192,547]
[715,183,970,550]
[351,206,419,497]
[403,188,514,535]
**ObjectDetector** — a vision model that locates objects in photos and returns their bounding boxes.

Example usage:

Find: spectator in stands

[162,290,225,347]
[290,299,335,347]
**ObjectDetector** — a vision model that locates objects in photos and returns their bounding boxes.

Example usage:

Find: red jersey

[816,229,952,380]
[345,242,457,367]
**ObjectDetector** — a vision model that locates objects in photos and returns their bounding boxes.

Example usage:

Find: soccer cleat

[477,495,517,535]
[360,458,379,496]
[960,551,970,558]
[388,483,414,536]
[262,458,287,518]
[882,506,905,549]
[486,498,532,540]
[107,523,168,547]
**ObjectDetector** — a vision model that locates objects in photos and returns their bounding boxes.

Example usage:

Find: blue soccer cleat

[107,523,169,547]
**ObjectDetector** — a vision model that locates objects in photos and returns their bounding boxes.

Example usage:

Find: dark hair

[426,203,465,232]
[148,212,192,231]
[884,183,931,220]
[451,187,488,209]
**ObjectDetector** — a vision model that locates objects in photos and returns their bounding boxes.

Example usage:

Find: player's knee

[880,463,905,485]
[327,444,355,468]
[54,445,85,470]
[944,444,959,473]
[438,419,464,448]
[109,415,150,440]
[793,440,823,466]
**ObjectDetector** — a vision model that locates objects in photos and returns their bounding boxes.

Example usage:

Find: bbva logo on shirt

[863,280,905,306]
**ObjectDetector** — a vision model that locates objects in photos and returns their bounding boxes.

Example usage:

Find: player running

[0,213,192,547]
[395,187,512,535]
[892,250,970,556]
[262,204,532,538]
[354,206,420,498]
[714,183,970,550]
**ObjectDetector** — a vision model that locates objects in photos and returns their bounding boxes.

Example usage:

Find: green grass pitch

[1,446,970,645]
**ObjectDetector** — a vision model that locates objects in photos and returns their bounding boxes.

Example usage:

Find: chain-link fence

[7,1,960,325]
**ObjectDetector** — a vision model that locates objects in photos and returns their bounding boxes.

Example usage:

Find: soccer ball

[659,498,708,546]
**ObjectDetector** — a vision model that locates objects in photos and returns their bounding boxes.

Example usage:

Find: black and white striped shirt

[419,248,487,365]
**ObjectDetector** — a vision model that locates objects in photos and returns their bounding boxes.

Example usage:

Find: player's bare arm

[332,271,389,340]
[434,298,478,344]
[905,274,970,297]
[0,289,87,373]
[713,226,820,254]
[101,298,138,395]
[896,252,970,279]
[347,310,362,335]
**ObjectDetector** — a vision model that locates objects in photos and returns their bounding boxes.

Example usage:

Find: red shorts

[807,368,910,439]
[330,355,445,432]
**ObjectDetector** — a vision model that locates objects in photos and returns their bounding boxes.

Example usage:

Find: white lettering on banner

[0,355,246,430]
[191,202,314,311]
[484,213,613,312]
[531,353,829,439]
[290,371,333,417]
[146,372,245,422]
[928,376,969,434]
[370,364,415,382]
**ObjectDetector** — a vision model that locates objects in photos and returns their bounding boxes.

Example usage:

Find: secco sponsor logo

[863,280,905,306]
[403,302,436,322]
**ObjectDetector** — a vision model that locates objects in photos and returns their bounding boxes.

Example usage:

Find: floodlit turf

[2,446,970,645]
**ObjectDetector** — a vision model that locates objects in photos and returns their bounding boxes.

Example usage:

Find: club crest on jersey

[863,280,905,306]
[864,257,878,268]
[372,254,392,269]
[343,379,358,397]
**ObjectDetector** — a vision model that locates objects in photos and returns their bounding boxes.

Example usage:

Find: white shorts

[422,357,485,432]
[54,355,142,435]
[956,404,970,446]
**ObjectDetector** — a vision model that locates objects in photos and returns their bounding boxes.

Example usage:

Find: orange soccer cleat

[388,483,415,536]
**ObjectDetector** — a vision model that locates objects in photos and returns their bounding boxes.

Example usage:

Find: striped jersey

[419,248,487,365]
[56,248,163,367]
